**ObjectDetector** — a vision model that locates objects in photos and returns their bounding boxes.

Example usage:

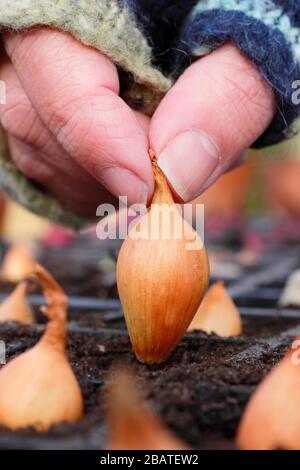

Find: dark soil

[0,316,297,450]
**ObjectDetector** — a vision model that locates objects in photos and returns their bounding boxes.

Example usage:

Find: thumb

[149,44,275,201]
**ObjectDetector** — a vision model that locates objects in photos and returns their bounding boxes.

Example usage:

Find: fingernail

[101,167,149,206]
[157,130,219,201]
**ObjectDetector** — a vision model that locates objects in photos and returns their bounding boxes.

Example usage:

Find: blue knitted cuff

[175,0,300,148]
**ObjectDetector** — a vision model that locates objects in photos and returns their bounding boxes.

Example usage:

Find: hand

[0,30,275,218]
[150,43,276,201]
[0,29,153,217]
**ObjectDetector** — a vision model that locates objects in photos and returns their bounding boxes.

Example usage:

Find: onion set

[117,151,209,364]
[0,282,34,324]
[188,282,242,337]
[107,370,188,450]
[1,244,35,283]
[0,264,83,431]
[279,269,300,307]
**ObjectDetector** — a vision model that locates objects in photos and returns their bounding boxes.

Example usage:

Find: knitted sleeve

[0,0,299,226]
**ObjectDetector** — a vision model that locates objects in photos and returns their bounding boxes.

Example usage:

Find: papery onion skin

[0,282,34,325]
[188,282,242,337]
[117,156,209,364]
[0,245,35,283]
[0,343,83,431]
[0,264,83,431]
[237,348,300,450]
